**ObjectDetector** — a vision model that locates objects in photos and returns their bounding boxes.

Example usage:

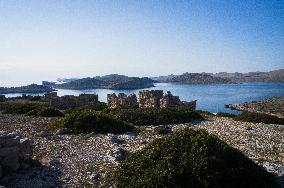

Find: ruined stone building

[159,91,182,108]
[44,92,99,109]
[138,90,164,108]
[107,93,138,108]
[106,90,196,110]
[0,95,5,102]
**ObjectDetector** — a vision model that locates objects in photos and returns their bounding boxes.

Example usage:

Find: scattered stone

[55,128,68,135]
[89,172,99,182]
[121,132,137,140]
[153,125,172,135]
[108,148,128,162]
[108,134,124,145]
[39,129,51,137]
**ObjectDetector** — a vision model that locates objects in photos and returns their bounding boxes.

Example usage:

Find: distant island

[0,84,55,94]
[55,74,155,90]
[154,72,233,84]
[1,69,283,94]
[211,69,284,83]
[152,69,284,84]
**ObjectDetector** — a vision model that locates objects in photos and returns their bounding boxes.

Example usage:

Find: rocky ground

[0,113,284,187]
[228,96,284,118]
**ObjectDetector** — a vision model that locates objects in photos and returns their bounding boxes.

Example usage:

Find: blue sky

[0,0,283,86]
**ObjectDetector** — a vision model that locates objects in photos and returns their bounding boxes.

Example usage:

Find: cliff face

[55,75,155,90]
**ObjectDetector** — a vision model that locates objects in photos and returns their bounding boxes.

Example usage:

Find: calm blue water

[4,82,284,114]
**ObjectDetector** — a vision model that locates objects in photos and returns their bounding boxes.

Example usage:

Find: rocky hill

[213,69,284,83]
[153,69,284,84]
[0,84,55,94]
[55,74,155,90]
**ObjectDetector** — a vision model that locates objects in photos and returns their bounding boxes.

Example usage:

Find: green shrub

[234,111,284,125]
[102,108,204,126]
[27,107,64,117]
[195,110,214,116]
[50,109,134,134]
[2,102,45,114]
[115,128,278,188]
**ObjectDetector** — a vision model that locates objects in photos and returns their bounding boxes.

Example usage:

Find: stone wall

[0,95,5,102]
[45,92,99,110]
[107,93,138,108]
[0,132,32,178]
[138,90,164,108]
[106,90,197,110]
[160,91,181,108]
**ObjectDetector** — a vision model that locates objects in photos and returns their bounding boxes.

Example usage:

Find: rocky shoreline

[227,96,284,118]
[0,112,283,187]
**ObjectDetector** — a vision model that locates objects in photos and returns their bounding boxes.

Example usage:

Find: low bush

[2,102,63,117]
[27,107,64,117]
[102,108,204,126]
[234,111,284,125]
[49,109,134,134]
[2,102,45,114]
[115,128,279,188]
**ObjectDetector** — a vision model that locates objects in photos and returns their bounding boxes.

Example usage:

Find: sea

[4,82,284,114]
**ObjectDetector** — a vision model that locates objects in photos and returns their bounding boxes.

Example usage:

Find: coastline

[227,96,284,118]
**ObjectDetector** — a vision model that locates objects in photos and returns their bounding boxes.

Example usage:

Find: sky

[0,0,283,86]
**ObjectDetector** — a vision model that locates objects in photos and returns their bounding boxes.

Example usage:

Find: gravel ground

[0,113,283,187]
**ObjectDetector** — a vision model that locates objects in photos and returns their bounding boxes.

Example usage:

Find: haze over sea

[5,82,284,114]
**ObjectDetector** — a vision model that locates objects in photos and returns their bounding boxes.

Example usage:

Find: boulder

[0,133,32,177]
[19,138,32,160]
[0,146,20,171]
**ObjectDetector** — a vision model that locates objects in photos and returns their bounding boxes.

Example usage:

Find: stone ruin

[44,92,99,110]
[107,93,138,108]
[106,90,197,110]
[0,95,5,102]
[138,90,164,108]
[0,132,32,178]
[160,91,197,109]
[159,91,181,108]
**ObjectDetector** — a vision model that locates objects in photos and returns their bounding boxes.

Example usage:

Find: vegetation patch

[49,109,134,134]
[27,107,64,117]
[2,102,63,117]
[2,102,46,115]
[115,128,279,188]
[234,111,284,125]
[102,108,204,126]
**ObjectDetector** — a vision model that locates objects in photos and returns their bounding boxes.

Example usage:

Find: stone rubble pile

[0,132,32,178]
